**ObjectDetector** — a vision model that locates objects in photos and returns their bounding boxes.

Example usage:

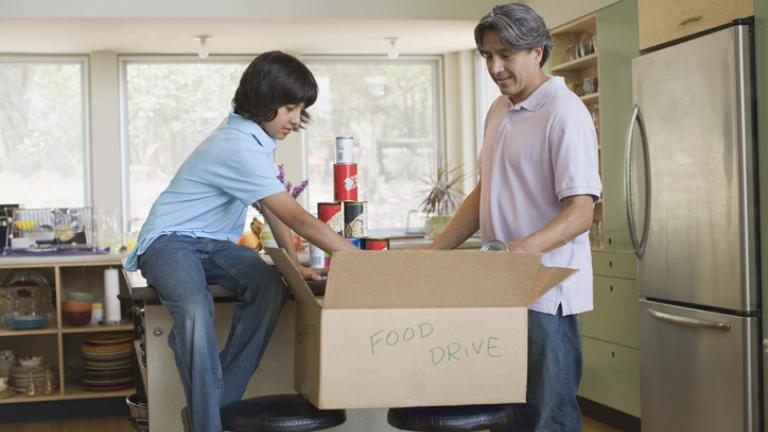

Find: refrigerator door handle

[624,104,651,258]
[648,308,731,331]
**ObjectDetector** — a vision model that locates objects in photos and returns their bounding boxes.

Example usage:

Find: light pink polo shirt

[479,76,602,316]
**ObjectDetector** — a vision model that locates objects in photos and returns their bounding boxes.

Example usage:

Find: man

[429,4,601,431]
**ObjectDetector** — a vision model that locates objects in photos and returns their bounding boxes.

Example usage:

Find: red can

[317,202,343,235]
[363,238,389,250]
[333,163,358,201]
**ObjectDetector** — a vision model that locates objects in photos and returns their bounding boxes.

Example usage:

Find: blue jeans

[494,306,583,432]
[138,234,288,432]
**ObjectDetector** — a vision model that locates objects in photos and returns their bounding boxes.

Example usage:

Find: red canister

[363,238,389,250]
[317,202,343,235]
[333,163,358,201]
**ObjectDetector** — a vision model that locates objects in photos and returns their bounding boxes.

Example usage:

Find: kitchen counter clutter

[0,254,134,404]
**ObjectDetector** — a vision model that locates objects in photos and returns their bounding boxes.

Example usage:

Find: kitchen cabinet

[580,250,640,417]
[638,0,753,50]
[0,255,134,404]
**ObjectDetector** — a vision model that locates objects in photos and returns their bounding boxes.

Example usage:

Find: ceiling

[0,19,479,55]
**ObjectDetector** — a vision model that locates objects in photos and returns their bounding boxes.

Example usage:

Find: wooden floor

[0,416,621,432]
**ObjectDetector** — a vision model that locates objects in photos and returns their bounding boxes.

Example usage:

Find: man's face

[479,30,543,101]
[260,103,304,140]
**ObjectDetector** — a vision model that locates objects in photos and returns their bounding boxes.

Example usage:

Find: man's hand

[299,265,327,281]
[506,238,538,252]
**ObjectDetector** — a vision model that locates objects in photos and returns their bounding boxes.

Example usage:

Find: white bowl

[18,356,42,368]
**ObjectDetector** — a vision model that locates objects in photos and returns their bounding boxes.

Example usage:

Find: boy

[124,51,355,432]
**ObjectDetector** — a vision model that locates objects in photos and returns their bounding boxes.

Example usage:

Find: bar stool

[182,394,346,432]
[387,404,513,431]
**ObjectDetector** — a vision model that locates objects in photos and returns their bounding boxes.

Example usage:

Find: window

[304,58,443,232]
[121,58,249,230]
[0,57,89,208]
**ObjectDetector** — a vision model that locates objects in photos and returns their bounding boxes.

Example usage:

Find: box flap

[266,248,321,307]
[323,250,575,309]
[530,266,578,305]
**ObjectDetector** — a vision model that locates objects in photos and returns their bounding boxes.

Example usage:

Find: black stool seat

[221,394,346,432]
[387,404,513,431]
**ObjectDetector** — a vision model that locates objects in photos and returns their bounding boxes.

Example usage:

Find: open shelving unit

[549,13,603,249]
[0,254,135,404]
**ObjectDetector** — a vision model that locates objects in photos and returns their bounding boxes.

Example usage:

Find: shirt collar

[505,75,564,112]
[225,110,277,152]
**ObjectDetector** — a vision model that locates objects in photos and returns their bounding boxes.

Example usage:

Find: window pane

[0,61,86,207]
[305,61,439,230]
[124,61,247,228]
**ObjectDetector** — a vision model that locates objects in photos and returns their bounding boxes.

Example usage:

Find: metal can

[309,244,326,268]
[317,202,343,235]
[343,201,367,238]
[348,238,363,249]
[333,163,358,201]
[335,136,355,164]
[363,238,389,250]
[480,240,508,252]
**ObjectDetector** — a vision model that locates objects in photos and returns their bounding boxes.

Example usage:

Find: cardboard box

[267,248,576,409]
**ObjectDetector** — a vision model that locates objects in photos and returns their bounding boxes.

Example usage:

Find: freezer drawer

[639,300,759,432]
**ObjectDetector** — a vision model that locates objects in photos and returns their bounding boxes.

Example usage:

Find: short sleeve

[549,104,602,201]
[206,142,286,204]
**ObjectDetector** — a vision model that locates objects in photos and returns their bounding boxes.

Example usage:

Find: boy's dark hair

[233,51,318,127]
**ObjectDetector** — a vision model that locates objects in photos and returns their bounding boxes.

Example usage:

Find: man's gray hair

[475,3,554,67]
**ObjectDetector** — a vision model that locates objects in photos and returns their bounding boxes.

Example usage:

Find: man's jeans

[138,234,288,432]
[493,306,583,432]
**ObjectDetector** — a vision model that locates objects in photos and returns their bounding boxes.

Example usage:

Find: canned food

[343,201,367,238]
[480,240,508,252]
[317,202,343,235]
[309,244,326,268]
[335,136,355,164]
[348,238,363,249]
[333,163,358,201]
[363,238,389,250]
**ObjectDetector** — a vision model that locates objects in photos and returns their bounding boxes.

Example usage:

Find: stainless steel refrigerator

[625,22,761,431]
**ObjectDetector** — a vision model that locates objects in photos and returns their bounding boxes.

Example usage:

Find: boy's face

[261,103,304,140]
[479,30,543,102]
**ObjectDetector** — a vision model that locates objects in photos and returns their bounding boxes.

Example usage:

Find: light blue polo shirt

[124,111,285,271]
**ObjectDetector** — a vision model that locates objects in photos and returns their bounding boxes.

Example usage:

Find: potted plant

[418,164,466,239]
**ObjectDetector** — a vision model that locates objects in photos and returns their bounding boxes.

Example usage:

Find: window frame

[0,54,92,207]
[301,55,446,233]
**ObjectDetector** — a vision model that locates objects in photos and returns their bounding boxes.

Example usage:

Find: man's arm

[260,192,357,255]
[429,183,482,250]
[508,194,594,253]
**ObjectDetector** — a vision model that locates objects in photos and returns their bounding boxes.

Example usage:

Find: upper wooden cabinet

[639,0,753,50]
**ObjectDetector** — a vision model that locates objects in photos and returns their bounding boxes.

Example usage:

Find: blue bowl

[11,315,49,330]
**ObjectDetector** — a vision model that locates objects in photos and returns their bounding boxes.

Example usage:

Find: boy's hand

[300,266,327,281]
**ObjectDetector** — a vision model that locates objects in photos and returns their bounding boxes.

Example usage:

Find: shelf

[550,53,598,73]
[0,253,124,269]
[550,14,597,37]
[61,321,133,334]
[0,386,135,404]
[580,92,599,104]
[0,327,58,337]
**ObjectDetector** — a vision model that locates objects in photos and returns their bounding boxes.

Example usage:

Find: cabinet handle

[152,327,164,337]
[679,16,702,27]
[609,285,614,292]
[608,260,613,268]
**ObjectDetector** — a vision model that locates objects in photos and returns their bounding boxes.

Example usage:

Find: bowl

[66,291,94,303]
[18,356,42,368]
[126,393,148,421]
[63,300,92,312]
[64,309,91,326]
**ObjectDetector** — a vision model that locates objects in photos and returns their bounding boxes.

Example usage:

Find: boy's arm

[260,192,356,255]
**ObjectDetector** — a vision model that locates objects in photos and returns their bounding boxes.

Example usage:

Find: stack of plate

[81,333,134,391]
[9,364,57,394]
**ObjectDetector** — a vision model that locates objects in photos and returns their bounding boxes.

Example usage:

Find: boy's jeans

[139,234,288,432]
[493,306,583,432]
